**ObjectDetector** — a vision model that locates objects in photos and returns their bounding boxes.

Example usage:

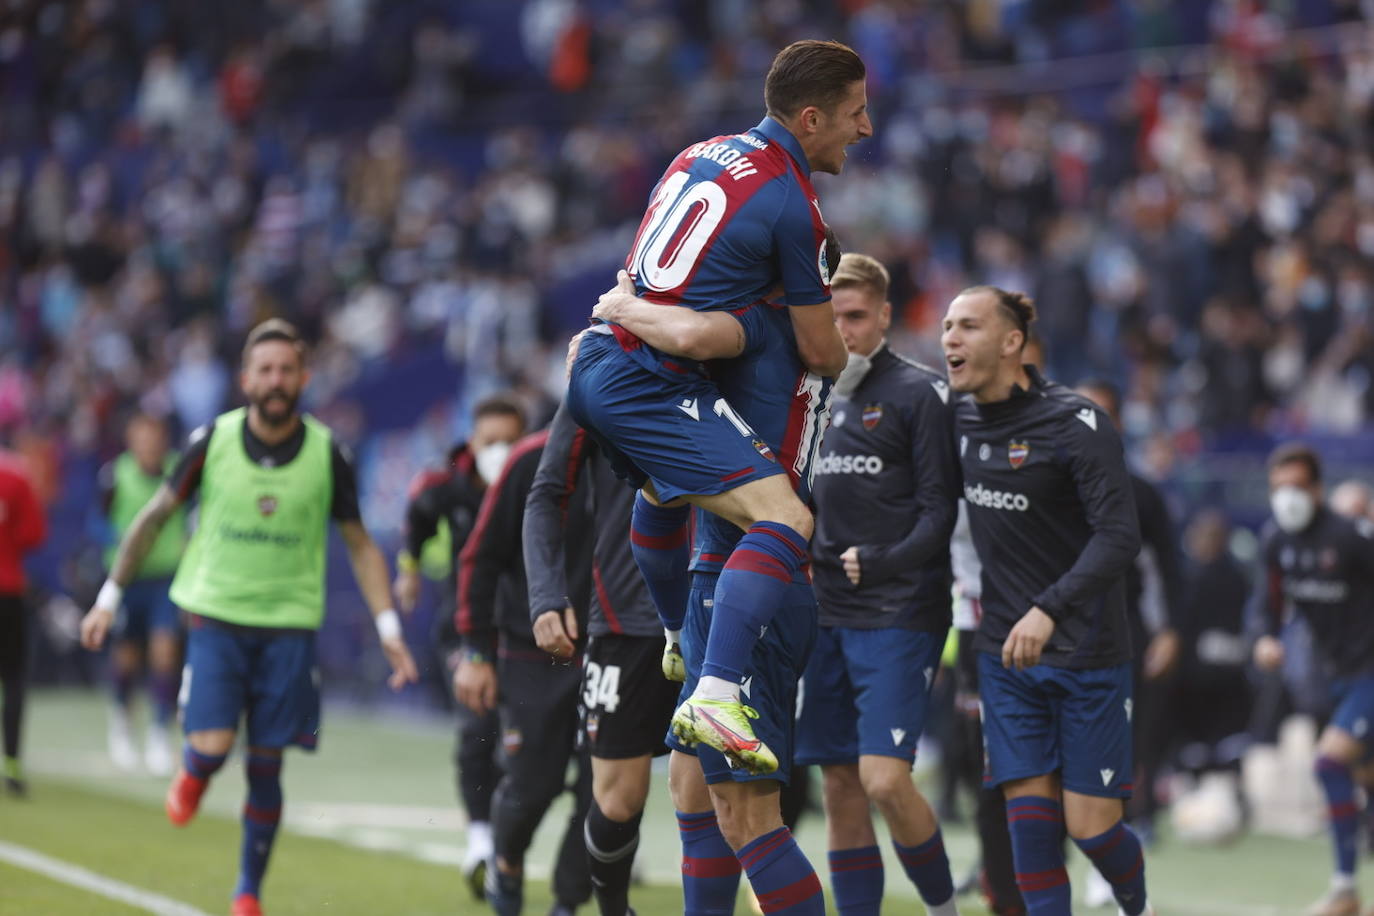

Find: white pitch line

[0,840,214,916]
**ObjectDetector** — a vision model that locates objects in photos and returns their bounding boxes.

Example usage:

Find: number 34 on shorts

[583,662,622,713]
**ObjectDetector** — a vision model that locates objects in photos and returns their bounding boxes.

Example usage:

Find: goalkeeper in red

[80,319,418,916]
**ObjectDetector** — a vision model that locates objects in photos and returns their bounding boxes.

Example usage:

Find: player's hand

[1144,628,1181,680]
[1002,606,1055,671]
[840,547,862,586]
[1254,634,1285,672]
[381,636,419,691]
[79,605,115,651]
[533,606,578,659]
[393,569,421,614]
[590,270,638,324]
[456,657,498,715]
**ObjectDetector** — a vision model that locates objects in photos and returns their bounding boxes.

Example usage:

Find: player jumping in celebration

[590,235,839,913]
[796,253,961,915]
[1251,444,1374,916]
[99,412,187,775]
[80,319,419,916]
[567,39,864,777]
[941,287,1149,916]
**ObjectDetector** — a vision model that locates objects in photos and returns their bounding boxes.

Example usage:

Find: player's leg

[820,765,884,915]
[845,627,957,913]
[978,653,1069,915]
[143,583,182,775]
[232,631,320,915]
[168,621,246,825]
[1303,677,1374,916]
[671,578,743,914]
[581,633,680,916]
[629,488,692,679]
[1057,664,1150,916]
[487,640,584,915]
[795,625,884,914]
[711,779,825,914]
[106,584,146,771]
[707,578,824,913]
[454,705,499,898]
[551,746,594,916]
[671,750,743,914]
[0,593,29,795]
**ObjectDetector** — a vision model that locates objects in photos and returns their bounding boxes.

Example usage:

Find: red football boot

[164,769,207,827]
[230,893,262,916]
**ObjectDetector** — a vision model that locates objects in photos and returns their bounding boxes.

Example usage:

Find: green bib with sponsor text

[106,451,186,580]
[170,408,332,629]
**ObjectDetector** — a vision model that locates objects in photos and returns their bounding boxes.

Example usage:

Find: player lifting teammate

[80,319,418,916]
[942,287,1152,916]
[567,39,864,777]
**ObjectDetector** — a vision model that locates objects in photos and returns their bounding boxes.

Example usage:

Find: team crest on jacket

[752,439,776,462]
[257,494,278,517]
[1008,441,1029,469]
[585,713,600,743]
[862,404,883,429]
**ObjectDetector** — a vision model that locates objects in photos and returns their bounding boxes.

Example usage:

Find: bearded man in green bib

[80,319,418,916]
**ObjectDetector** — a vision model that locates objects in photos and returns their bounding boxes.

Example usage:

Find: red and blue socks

[700,522,809,686]
[1073,820,1148,916]
[1006,795,1071,914]
[895,830,957,913]
[630,494,692,632]
[1316,756,1360,881]
[236,753,283,900]
[828,846,883,915]
[585,800,641,916]
[678,810,741,915]
[183,746,226,785]
[736,826,825,914]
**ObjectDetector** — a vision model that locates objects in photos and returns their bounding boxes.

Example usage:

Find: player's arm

[522,402,585,659]
[331,441,418,690]
[1030,411,1142,619]
[395,472,446,612]
[1135,477,1184,677]
[775,193,847,377]
[848,384,958,586]
[1248,529,1286,670]
[80,427,208,650]
[1007,408,1140,669]
[454,445,535,715]
[592,271,745,360]
[12,466,46,554]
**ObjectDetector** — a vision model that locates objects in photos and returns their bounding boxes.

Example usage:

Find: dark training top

[524,401,658,638]
[1252,506,1374,679]
[811,345,958,630]
[955,366,1141,668]
[455,430,592,657]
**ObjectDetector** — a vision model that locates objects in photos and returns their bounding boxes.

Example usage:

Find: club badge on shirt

[862,404,883,430]
[257,494,278,517]
[1008,441,1029,469]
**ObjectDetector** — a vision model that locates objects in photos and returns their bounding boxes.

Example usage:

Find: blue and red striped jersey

[611,116,833,380]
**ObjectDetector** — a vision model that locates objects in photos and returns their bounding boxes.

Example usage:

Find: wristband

[463,647,490,666]
[96,580,124,614]
[396,551,419,574]
[375,609,402,642]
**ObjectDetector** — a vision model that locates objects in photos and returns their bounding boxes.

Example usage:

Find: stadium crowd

[3,3,1374,912]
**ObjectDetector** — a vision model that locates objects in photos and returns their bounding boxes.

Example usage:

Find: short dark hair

[1269,442,1323,485]
[765,40,866,121]
[473,394,526,428]
[242,318,306,366]
[961,285,1037,349]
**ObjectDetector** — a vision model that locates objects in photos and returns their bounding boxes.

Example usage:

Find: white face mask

[475,441,512,486]
[1270,485,1316,533]
[833,350,873,399]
